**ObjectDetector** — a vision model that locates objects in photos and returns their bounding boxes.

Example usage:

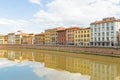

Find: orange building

[66,26,80,45]
[34,32,45,45]
[22,33,34,44]
[57,28,66,45]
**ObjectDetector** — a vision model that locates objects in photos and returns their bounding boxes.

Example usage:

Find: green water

[0,49,120,80]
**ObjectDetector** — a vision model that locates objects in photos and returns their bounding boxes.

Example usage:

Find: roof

[90,17,120,25]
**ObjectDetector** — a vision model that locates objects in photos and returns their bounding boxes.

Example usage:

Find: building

[4,35,8,44]
[15,34,22,44]
[90,17,120,47]
[66,26,80,45]
[8,33,16,44]
[74,27,90,46]
[45,27,63,45]
[22,33,34,44]
[57,28,67,45]
[0,35,7,44]
[34,32,45,45]
[15,30,23,44]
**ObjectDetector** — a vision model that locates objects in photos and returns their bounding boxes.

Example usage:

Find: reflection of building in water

[34,52,44,62]
[43,52,120,80]
[0,50,7,58]
[0,49,120,80]
[91,60,120,80]
[22,51,34,61]
[66,56,91,75]
[44,53,66,70]
[7,50,15,60]
[7,50,23,62]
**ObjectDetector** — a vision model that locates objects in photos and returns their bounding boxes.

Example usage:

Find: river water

[0,49,120,80]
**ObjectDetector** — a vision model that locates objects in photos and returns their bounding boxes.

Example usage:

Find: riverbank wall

[0,44,120,57]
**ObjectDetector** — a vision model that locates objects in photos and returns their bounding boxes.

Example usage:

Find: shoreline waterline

[0,44,120,57]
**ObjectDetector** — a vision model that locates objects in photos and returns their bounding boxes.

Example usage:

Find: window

[102,27,104,31]
[102,23,104,27]
[91,29,93,32]
[107,32,109,36]
[102,37,104,41]
[95,33,97,36]
[95,38,96,41]
[111,37,114,41]
[95,28,97,32]
[98,27,100,32]
[98,33,100,36]
[84,35,86,37]
[84,39,86,42]
[111,22,114,26]
[87,34,89,37]
[106,23,109,26]
[107,37,109,41]
[91,38,93,41]
[111,32,114,36]
[98,38,100,41]
[102,32,104,36]
[111,26,114,30]
[91,33,93,37]
[107,27,109,31]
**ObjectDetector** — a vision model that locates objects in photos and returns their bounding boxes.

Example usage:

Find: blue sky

[0,0,120,34]
[0,0,38,19]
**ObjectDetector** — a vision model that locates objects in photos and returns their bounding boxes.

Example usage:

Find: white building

[8,33,16,44]
[8,30,23,44]
[90,17,120,47]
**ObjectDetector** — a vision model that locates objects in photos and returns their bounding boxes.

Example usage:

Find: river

[0,49,120,80]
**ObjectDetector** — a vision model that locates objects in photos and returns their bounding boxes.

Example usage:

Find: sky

[0,0,120,34]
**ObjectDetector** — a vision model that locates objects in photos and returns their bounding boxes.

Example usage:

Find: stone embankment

[0,44,120,57]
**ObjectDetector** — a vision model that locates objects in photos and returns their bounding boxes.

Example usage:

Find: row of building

[0,17,120,47]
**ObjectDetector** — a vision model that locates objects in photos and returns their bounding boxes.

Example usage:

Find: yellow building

[0,35,8,44]
[74,27,90,46]
[4,35,8,44]
[0,35,5,44]
[34,32,45,45]
[66,26,79,45]
[22,33,34,44]
[45,27,63,45]
[15,34,22,44]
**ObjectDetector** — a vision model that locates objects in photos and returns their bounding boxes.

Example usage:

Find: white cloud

[1,0,120,34]
[33,0,120,28]
[33,65,90,80]
[29,0,41,5]
[0,18,31,34]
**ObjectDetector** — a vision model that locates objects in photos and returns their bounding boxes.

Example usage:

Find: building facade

[57,28,66,45]
[45,27,63,45]
[66,27,79,45]
[4,35,8,44]
[90,17,120,47]
[8,33,16,44]
[34,33,45,45]
[74,28,90,46]
[22,33,34,44]
[0,35,5,44]
[15,34,22,44]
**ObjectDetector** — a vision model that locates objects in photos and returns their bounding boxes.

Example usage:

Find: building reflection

[0,50,120,80]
